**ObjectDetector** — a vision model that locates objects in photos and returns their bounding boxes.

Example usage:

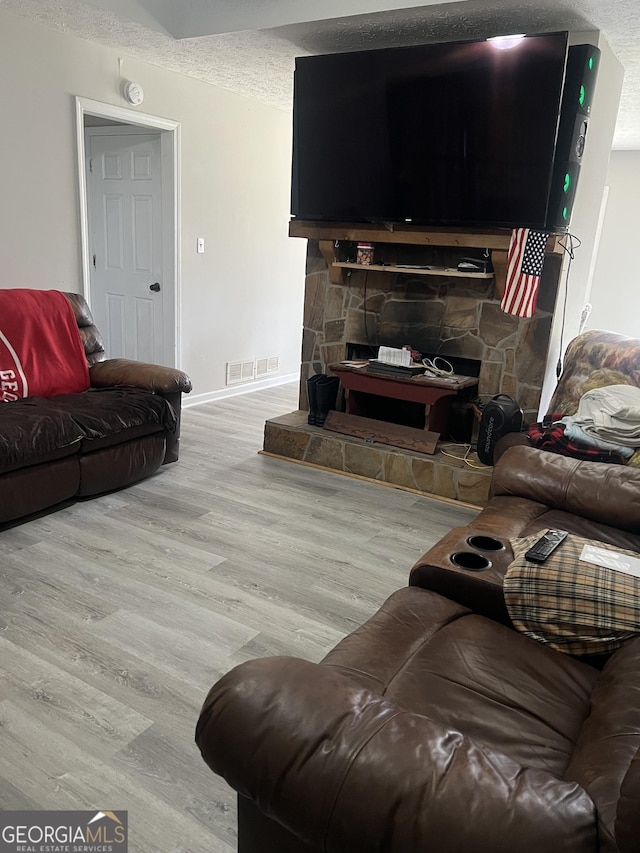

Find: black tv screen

[291,32,570,230]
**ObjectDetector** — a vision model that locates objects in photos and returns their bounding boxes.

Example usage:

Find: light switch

[197,237,205,254]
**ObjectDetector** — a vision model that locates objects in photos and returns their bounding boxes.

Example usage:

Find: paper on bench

[580,544,640,578]
[377,346,412,367]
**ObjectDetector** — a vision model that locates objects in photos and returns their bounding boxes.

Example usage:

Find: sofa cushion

[77,434,167,496]
[0,457,80,522]
[39,388,177,452]
[321,586,598,778]
[0,399,84,473]
[505,532,640,656]
[519,508,640,552]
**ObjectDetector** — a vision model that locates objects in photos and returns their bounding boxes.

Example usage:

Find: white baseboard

[182,372,299,408]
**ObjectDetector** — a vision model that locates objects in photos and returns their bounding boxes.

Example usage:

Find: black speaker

[548,43,601,231]
[476,395,524,465]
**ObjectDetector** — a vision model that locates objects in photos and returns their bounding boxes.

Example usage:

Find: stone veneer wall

[299,240,562,423]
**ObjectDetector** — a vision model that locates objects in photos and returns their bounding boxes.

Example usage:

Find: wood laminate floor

[0,384,478,852]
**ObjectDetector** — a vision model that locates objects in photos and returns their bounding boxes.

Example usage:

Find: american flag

[500,228,547,318]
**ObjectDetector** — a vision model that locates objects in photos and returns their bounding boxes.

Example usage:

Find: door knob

[149,282,161,292]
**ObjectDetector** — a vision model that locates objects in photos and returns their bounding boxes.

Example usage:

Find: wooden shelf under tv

[332,261,494,279]
[289,220,564,299]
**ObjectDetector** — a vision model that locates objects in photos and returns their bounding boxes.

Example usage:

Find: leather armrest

[196,657,595,853]
[617,747,640,853]
[493,431,531,463]
[409,526,513,624]
[89,358,192,395]
[410,564,512,625]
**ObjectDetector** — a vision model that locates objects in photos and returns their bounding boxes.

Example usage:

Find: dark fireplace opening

[350,393,428,430]
[345,342,378,361]
[343,343,481,443]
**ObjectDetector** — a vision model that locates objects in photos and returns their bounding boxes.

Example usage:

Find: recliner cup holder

[466,535,504,552]
[450,551,491,571]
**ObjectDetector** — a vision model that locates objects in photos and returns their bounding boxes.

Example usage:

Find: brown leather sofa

[0,292,191,524]
[196,444,640,853]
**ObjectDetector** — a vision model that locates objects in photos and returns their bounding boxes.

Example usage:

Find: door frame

[75,96,181,367]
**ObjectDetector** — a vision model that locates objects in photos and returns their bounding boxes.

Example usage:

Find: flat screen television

[291,32,572,230]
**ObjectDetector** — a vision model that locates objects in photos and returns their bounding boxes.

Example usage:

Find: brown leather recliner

[196,446,640,853]
[0,291,192,524]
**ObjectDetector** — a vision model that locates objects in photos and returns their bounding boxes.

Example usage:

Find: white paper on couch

[580,544,640,578]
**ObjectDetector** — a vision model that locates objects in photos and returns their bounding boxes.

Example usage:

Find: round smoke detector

[123,82,144,106]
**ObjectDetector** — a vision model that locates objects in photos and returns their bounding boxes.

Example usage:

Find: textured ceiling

[2,0,639,148]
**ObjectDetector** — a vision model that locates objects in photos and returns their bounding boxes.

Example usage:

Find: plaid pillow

[504,532,640,656]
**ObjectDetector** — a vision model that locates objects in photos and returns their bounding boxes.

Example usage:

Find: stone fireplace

[263,224,564,506]
[300,237,562,425]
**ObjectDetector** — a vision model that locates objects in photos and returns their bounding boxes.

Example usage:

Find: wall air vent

[226,360,255,385]
[256,356,279,376]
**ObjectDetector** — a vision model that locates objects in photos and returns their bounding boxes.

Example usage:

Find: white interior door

[87,130,168,364]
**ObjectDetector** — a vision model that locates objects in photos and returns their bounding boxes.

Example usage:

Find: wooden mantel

[289,220,564,299]
[289,219,514,249]
[289,220,564,251]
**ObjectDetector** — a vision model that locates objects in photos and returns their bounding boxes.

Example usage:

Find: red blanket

[0,289,90,401]
[527,413,628,465]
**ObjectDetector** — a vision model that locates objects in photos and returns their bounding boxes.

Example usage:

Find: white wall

[586,150,640,337]
[0,8,306,400]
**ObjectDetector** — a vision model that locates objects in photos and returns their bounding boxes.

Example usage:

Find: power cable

[555,232,581,378]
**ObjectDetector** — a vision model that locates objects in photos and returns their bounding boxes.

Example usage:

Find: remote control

[524,529,569,563]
